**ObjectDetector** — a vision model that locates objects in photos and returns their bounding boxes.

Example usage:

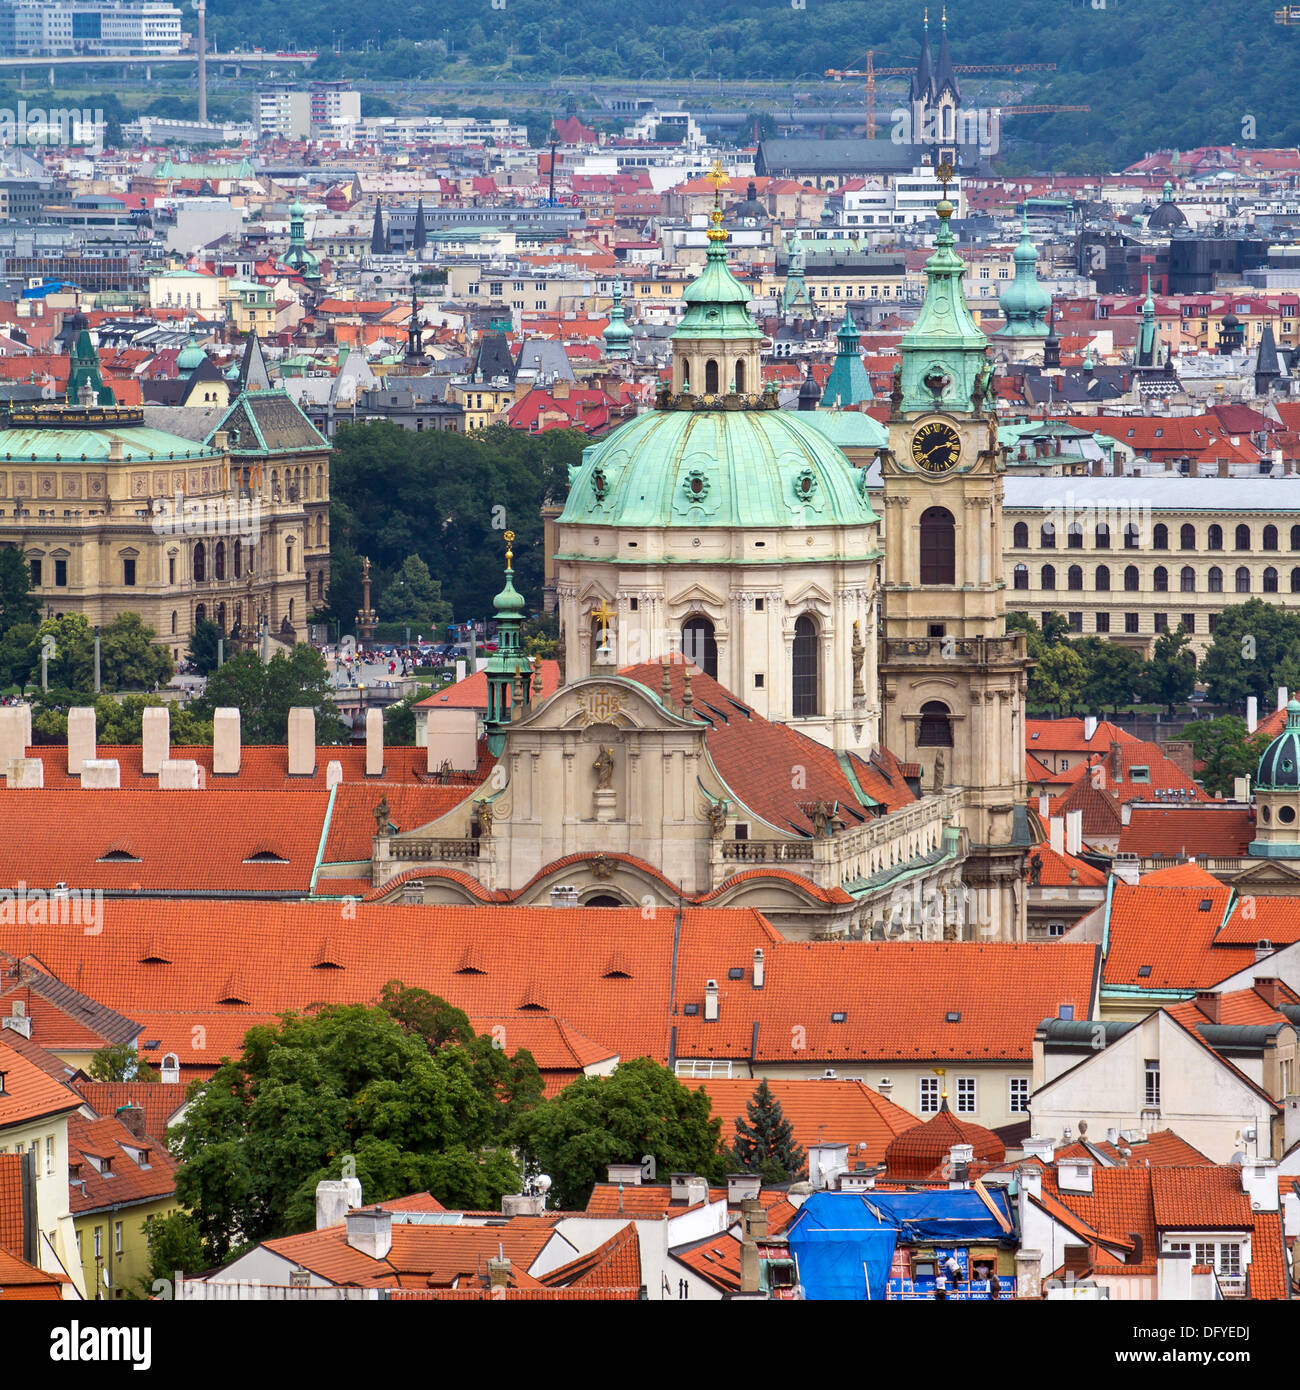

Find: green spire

[675,165,762,345]
[821,308,874,406]
[1136,269,1157,366]
[603,278,633,359]
[485,531,528,743]
[898,164,987,413]
[65,328,115,407]
[780,227,814,318]
[994,208,1051,339]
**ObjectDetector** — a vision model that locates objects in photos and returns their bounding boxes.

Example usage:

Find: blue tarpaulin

[786,1191,1015,1301]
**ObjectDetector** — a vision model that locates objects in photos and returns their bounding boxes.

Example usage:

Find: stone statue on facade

[593,745,615,790]
[706,800,727,837]
[373,795,391,836]
[851,620,866,701]
[931,752,945,793]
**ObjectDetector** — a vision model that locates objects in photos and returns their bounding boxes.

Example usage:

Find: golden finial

[504,528,515,568]
[705,159,731,243]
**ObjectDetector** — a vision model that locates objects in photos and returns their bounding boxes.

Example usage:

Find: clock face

[910,420,961,475]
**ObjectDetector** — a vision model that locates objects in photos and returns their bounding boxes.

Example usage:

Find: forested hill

[209,0,1286,170]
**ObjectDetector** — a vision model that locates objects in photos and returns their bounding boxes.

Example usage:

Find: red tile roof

[66,1113,179,1214]
[1119,806,1255,859]
[1056,1129,1213,1167]
[0,1152,24,1254]
[1029,842,1107,888]
[0,1246,66,1299]
[1149,1166,1253,1230]
[671,1230,743,1292]
[416,661,561,710]
[1102,881,1251,990]
[72,1081,187,1145]
[539,1221,641,1289]
[883,1104,1005,1180]
[0,1037,83,1129]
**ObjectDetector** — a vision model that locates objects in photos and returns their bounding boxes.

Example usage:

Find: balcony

[389,838,481,863]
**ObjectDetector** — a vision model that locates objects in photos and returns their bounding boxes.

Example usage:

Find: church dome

[883,1103,1006,1180]
[996,213,1051,331]
[1257,700,1300,789]
[177,337,206,373]
[1148,180,1187,230]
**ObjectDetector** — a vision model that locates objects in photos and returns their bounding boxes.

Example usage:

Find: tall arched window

[195,602,205,624]
[1208,524,1223,551]
[214,539,226,581]
[316,465,324,500]
[1095,522,1110,549]
[681,615,717,679]
[1040,564,1056,591]
[1264,566,1279,593]
[792,615,819,718]
[917,700,953,747]
[1236,524,1252,550]
[1013,563,1029,590]
[285,539,294,573]
[920,507,955,584]
[1124,523,1140,549]
[1264,524,1278,551]
[1180,566,1195,592]
[192,541,205,582]
[1291,568,1300,593]
[170,610,177,635]
[1068,565,1084,591]
[234,542,242,578]
[1124,565,1140,591]
[734,359,746,393]
[1040,522,1056,549]
[1291,525,1300,551]
[1067,523,1083,550]
[1095,564,1111,591]
[1153,523,1168,550]
[1236,566,1251,593]
[1208,566,1223,593]
[1153,566,1168,592]
[1180,524,1196,550]
[704,358,719,394]
[1013,521,1029,548]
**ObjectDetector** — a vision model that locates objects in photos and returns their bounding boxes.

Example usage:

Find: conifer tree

[732,1078,805,1182]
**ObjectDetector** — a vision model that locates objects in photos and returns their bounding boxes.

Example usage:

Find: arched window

[1124,523,1140,549]
[1013,521,1029,548]
[1180,566,1195,592]
[917,700,953,747]
[1124,565,1140,591]
[1013,563,1029,590]
[1068,564,1084,591]
[1094,522,1110,549]
[1180,523,1196,550]
[1208,566,1223,593]
[316,465,324,500]
[285,539,294,573]
[1236,524,1251,550]
[192,541,205,582]
[234,542,241,579]
[1291,524,1300,550]
[1264,566,1279,593]
[1292,568,1300,593]
[170,610,177,635]
[734,359,746,393]
[1153,523,1168,550]
[1040,564,1056,591]
[704,358,719,394]
[289,598,294,621]
[1264,524,1278,551]
[1095,564,1111,591]
[920,507,956,584]
[1067,522,1083,550]
[1153,565,1168,592]
[1040,522,1056,549]
[1208,524,1223,551]
[214,539,225,581]
[1236,566,1251,593]
[318,571,325,599]
[195,602,205,624]
[792,615,819,718]
[681,615,717,679]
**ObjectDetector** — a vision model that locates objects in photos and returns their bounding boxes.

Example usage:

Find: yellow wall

[74,1195,182,1301]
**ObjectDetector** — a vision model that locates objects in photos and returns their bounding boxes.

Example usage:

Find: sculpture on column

[851,620,866,701]
[931,751,945,793]
[593,745,615,789]
[373,795,391,836]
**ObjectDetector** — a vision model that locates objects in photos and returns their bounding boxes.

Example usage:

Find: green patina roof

[0,425,219,463]
[155,156,255,180]
[800,407,888,449]
[559,407,878,530]
[995,211,1051,337]
[821,310,875,407]
[1257,700,1300,789]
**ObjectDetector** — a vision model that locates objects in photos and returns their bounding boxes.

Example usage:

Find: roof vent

[1198,898,1213,911]
[945,1011,961,1023]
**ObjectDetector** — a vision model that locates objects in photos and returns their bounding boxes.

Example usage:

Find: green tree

[88,1043,156,1083]
[187,617,223,676]
[1006,612,1047,662]
[1185,715,1269,798]
[1032,642,1087,715]
[1199,599,1300,707]
[195,647,346,744]
[1076,637,1145,715]
[0,620,36,690]
[732,1079,805,1183]
[100,612,173,691]
[522,611,558,660]
[383,684,434,744]
[511,1056,725,1210]
[381,553,452,632]
[1140,626,1197,714]
[0,544,38,633]
[28,694,212,745]
[34,614,94,690]
[1040,611,1071,645]
[139,1212,205,1295]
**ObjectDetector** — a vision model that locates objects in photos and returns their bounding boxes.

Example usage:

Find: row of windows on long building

[1012,562,1300,594]
[1010,521,1300,552]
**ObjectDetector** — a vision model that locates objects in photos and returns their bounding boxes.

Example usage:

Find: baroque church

[374,169,1033,941]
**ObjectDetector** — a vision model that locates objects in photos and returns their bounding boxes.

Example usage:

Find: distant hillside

[207,0,1286,171]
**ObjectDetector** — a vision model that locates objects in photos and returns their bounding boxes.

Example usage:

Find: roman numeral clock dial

[910,420,961,475]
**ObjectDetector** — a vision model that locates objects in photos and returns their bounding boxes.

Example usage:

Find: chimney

[1066,809,1082,855]
[606,1162,642,1186]
[365,707,384,776]
[549,884,579,907]
[1058,1158,1095,1194]
[325,759,343,789]
[949,1143,975,1167]
[739,1231,761,1295]
[213,707,241,774]
[1247,696,1258,734]
[1281,686,1291,713]
[1038,793,1050,819]
[704,979,719,1021]
[0,706,28,765]
[1195,991,1222,1023]
[1241,1157,1279,1212]
[2,1000,30,1038]
[501,1193,544,1217]
[740,1194,768,1241]
[1110,740,1123,783]
[345,1207,392,1260]
[1254,977,1282,1009]
[81,759,120,788]
[158,759,202,788]
[1121,801,1133,826]
[115,1105,146,1140]
[727,1173,762,1204]
[1015,1162,1042,1200]
[1049,816,1065,855]
[1256,939,1274,963]
[1083,715,1098,740]
[288,707,315,775]
[1022,1135,1055,1165]
[315,1176,363,1229]
[141,705,169,774]
[160,1054,180,1084]
[752,948,765,989]
[486,1246,512,1289]
[67,706,96,775]
[1014,1248,1043,1299]
[6,758,41,788]
[1234,775,1251,802]
[1106,1128,1119,1145]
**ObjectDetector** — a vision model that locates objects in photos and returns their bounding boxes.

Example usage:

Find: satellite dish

[536,1174,552,1194]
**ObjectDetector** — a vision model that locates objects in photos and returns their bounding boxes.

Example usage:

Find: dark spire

[370,199,385,254]
[1256,321,1283,395]
[412,197,426,253]
[910,11,934,104]
[237,332,272,392]
[1043,303,1060,370]
[407,282,423,360]
[933,8,960,104]
[797,363,822,411]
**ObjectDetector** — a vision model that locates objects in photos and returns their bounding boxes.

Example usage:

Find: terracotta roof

[683,1077,916,1163]
[0,1245,65,1299]
[584,1184,713,1219]
[0,1036,83,1129]
[1246,1210,1291,1299]
[415,662,561,711]
[883,1104,1005,1180]
[0,956,141,1052]
[1039,1165,1158,1274]
[66,1113,179,1214]
[671,1229,743,1292]
[1056,1129,1213,1167]
[0,1152,24,1253]
[1149,1165,1254,1230]
[1102,881,1252,990]
[1118,806,1255,859]
[321,783,476,863]
[1028,842,1107,888]
[72,1081,187,1144]
[1026,719,1142,756]
[539,1221,640,1289]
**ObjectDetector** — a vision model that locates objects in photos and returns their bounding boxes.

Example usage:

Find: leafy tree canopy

[1184,715,1269,799]
[194,647,346,744]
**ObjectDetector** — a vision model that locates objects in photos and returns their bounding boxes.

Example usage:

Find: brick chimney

[1195,991,1222,1023]
[1253,977,1282,1009]
[1110,740,1123,784]
[115,1105,146,1140]
[287,707,315,776]
[345,1207,392,1260]
[141,705,170,775]
[365,707,384,776]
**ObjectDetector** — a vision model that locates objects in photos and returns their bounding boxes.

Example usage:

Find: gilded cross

[504,528,515,566]
[705,158,731,201]
[591,598,616,645]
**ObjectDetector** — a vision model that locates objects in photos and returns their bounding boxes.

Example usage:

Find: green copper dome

[995,211,1051,336]
[1257,700,1300,789]
[177,337,206,373]
[558,407,878,530]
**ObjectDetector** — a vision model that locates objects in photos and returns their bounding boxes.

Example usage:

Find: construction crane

[826,57,1059,139]
[1275,5,1300,21]
[997,105,1090,116]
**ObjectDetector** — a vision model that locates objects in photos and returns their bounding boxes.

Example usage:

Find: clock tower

[879,166,1032,941]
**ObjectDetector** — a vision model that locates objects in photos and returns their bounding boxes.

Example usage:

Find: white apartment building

[0,0,182,56]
